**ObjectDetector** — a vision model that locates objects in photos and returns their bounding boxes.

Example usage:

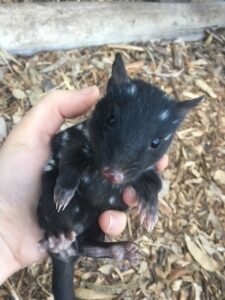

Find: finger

[156,154,169,172]
[5,87,100,148]
[98,211,127,237]
[122,187,138,207]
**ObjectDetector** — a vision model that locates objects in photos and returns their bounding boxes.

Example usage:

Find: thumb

[4,86,100,150]
[99,211,127,237]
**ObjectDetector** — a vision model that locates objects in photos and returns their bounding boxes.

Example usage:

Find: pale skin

[0,87,168,284]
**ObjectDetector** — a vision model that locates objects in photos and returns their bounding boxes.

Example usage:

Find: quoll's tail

[52,256,77,300]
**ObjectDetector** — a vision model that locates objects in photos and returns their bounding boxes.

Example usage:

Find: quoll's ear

[108,53,130,89]
[175,96,204,120]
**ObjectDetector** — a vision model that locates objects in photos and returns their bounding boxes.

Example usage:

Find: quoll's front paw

[138,199,158,232]
[54,184,77,212]
[39,231,77,260]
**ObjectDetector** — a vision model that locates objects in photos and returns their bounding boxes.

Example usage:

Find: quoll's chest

[77,169,126,212]
[50,122,126,212]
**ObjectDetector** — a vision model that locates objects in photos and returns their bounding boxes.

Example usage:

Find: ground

[0,28,225,299]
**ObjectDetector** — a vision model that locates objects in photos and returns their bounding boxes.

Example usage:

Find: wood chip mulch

[0,28,225,299]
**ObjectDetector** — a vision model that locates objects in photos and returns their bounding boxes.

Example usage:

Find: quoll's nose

[102,167,124,184]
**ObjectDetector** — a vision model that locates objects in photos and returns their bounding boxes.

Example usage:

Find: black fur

[37,53,203,300]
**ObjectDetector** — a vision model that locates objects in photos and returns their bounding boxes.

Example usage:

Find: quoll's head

[90,53,203,184]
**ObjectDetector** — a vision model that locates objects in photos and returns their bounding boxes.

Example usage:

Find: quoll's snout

[102,167,124,184]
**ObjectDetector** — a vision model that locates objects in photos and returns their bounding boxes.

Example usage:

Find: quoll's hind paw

[138,201,159,232]
[39,231,77,260]
[54,185,76,212]
[111,242,141,266]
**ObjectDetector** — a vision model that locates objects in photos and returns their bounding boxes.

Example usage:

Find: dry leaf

[159,199,173,218]
[185,235,221,272]
[98,264,113,275]
[28,89,43,106]
[191,59,208,66]
[195,79,217,98]
[172,43,183,69]
[126,61,144,70]
[209,182,225,204]
[138,261,148,274]
[206,211,224,239]
[171,279,182,292]
[41,56,69,73]
[0,49,22,66]
[107,44,144,52]
[0,66,7,80]
[159,179,170,199]
[75,288,114,299]
[182,91,200,99]
[12,88,26,99]
[193,283,202,300]
[198,232,218,256]
[214,170,225,186]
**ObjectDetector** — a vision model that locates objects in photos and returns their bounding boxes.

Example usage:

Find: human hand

[0,87,100,283]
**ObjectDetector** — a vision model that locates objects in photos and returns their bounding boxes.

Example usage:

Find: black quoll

[37,53,203,300]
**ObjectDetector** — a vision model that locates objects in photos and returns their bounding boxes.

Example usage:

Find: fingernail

[106,214,116,231]
[123,187,138,207]
[128,187,136,198]
[79,86,97,95]
[99,211,127,236]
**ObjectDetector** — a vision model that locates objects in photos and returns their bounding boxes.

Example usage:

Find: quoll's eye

[150,137,161,149]
[105,112,115,126]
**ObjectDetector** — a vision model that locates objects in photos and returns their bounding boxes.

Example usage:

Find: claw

[137,199,159,232]
[139,209,146,226]
[59,233,65,242]
[55,200,63,213]
[56,203,63,212]
[67,231,77,241]
[62,199,70,211]
[54,187,76,212]
[145,211,158,232]
[137,202,143,214]
[48,236,55,249]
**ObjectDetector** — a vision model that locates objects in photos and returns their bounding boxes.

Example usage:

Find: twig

[146,68,184,78]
